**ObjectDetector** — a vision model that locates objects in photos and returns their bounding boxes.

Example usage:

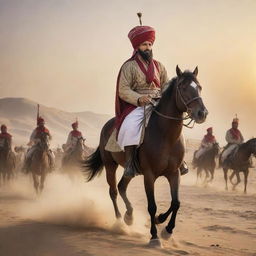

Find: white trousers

[117,106,145,150]
[195,146,212,159]
[221,144,238,163]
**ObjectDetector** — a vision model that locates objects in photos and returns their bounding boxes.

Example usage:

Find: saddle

[222,144,240,167]
[105,104,155,152]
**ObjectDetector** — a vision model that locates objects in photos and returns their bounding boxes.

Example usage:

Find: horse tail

[83,146,104,182]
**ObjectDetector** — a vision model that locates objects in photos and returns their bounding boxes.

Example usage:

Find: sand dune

[0,97,110,147]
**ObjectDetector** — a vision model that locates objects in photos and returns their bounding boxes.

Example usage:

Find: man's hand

[138,95,151,106]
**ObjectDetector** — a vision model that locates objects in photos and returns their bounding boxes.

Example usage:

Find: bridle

[152,77,202,128]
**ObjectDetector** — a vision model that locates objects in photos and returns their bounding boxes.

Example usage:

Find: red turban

[72,121,78,129]
[37,117,45,125]
[128,26,155,49]
[207,127,213,132]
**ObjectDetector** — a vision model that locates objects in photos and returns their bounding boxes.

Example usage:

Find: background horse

[221,138,256,193]
[14,146,26,174]
[194,143,220,184]
[0,138,16,184]
[83,66,208,246]
[28,133,51,193]
[62,137,86,171]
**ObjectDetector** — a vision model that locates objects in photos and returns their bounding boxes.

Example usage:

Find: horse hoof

[148,238,162,248]
[124,212,133,226]
[161,227,172,241]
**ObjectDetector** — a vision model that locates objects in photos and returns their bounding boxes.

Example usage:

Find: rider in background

[23,117,55,171]
[0,125,12,150]
[193,127,217,166]
[221,117,244,166]
[63,121,85,155]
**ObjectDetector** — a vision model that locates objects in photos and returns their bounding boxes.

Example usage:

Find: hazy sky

[0,0,255,142]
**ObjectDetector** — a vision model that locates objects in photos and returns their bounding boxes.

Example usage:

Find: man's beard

[138,49,153,62]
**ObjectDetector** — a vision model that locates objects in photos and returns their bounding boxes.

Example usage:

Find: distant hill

[0,97,111,147]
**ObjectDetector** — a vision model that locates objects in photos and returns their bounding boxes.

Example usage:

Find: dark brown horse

[28,133,51,193]
[221,138,256,193]
[83,66,208,246]
[0,138,16,184]
[193,143,220,184]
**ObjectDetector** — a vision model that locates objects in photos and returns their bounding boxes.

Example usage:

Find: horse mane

[159,70,195,106]
[161,77,176,97]
[241,138,256,146]
[243,138,256,147]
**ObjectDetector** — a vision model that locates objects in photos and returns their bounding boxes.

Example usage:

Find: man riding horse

[64,120,85,155]
[193,127,217,167]
[220,117,244,167]
[0,124,12,151]
[113,20,188,177]
[0,124,16,180]
[23,116,55,172]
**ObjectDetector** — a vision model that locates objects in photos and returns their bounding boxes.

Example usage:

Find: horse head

[213,142,220,155]
[175,65,208,124]
[75,137,85,154]
[249,138,256,157]
[38,132,50,151]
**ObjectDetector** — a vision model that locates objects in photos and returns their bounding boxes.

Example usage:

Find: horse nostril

[198,110,205,119]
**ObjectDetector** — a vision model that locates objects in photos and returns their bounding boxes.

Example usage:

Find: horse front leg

[229,170,236,185]
[118,175,133,225]
[244,169,249,194]
[204,169,210,185]
[196,167,201,184]
[39,171,46,193]
[209,167,214,182]
[232,172,241,191]
[32,173,39,194]
[144,174,160,247]
[223,168,228,190]
[160,171,180,241]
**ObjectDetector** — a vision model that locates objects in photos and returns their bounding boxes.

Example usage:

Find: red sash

[35,126,49,137]
[204,134,215,143]
[115,53,160,134]
[230,128,241,140]
[71,130,82,137]
[0,132,12,139]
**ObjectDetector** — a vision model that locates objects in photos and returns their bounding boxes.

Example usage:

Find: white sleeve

[29,129,37,143]
[66,133,72,147]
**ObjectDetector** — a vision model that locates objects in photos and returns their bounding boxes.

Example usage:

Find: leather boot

[123,145,137,178]
[180,161,189,176]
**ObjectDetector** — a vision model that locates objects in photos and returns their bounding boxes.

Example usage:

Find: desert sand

[0,162,255,256]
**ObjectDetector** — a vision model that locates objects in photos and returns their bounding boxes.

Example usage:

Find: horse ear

[176,65,182,77]
[193,66,198,77]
